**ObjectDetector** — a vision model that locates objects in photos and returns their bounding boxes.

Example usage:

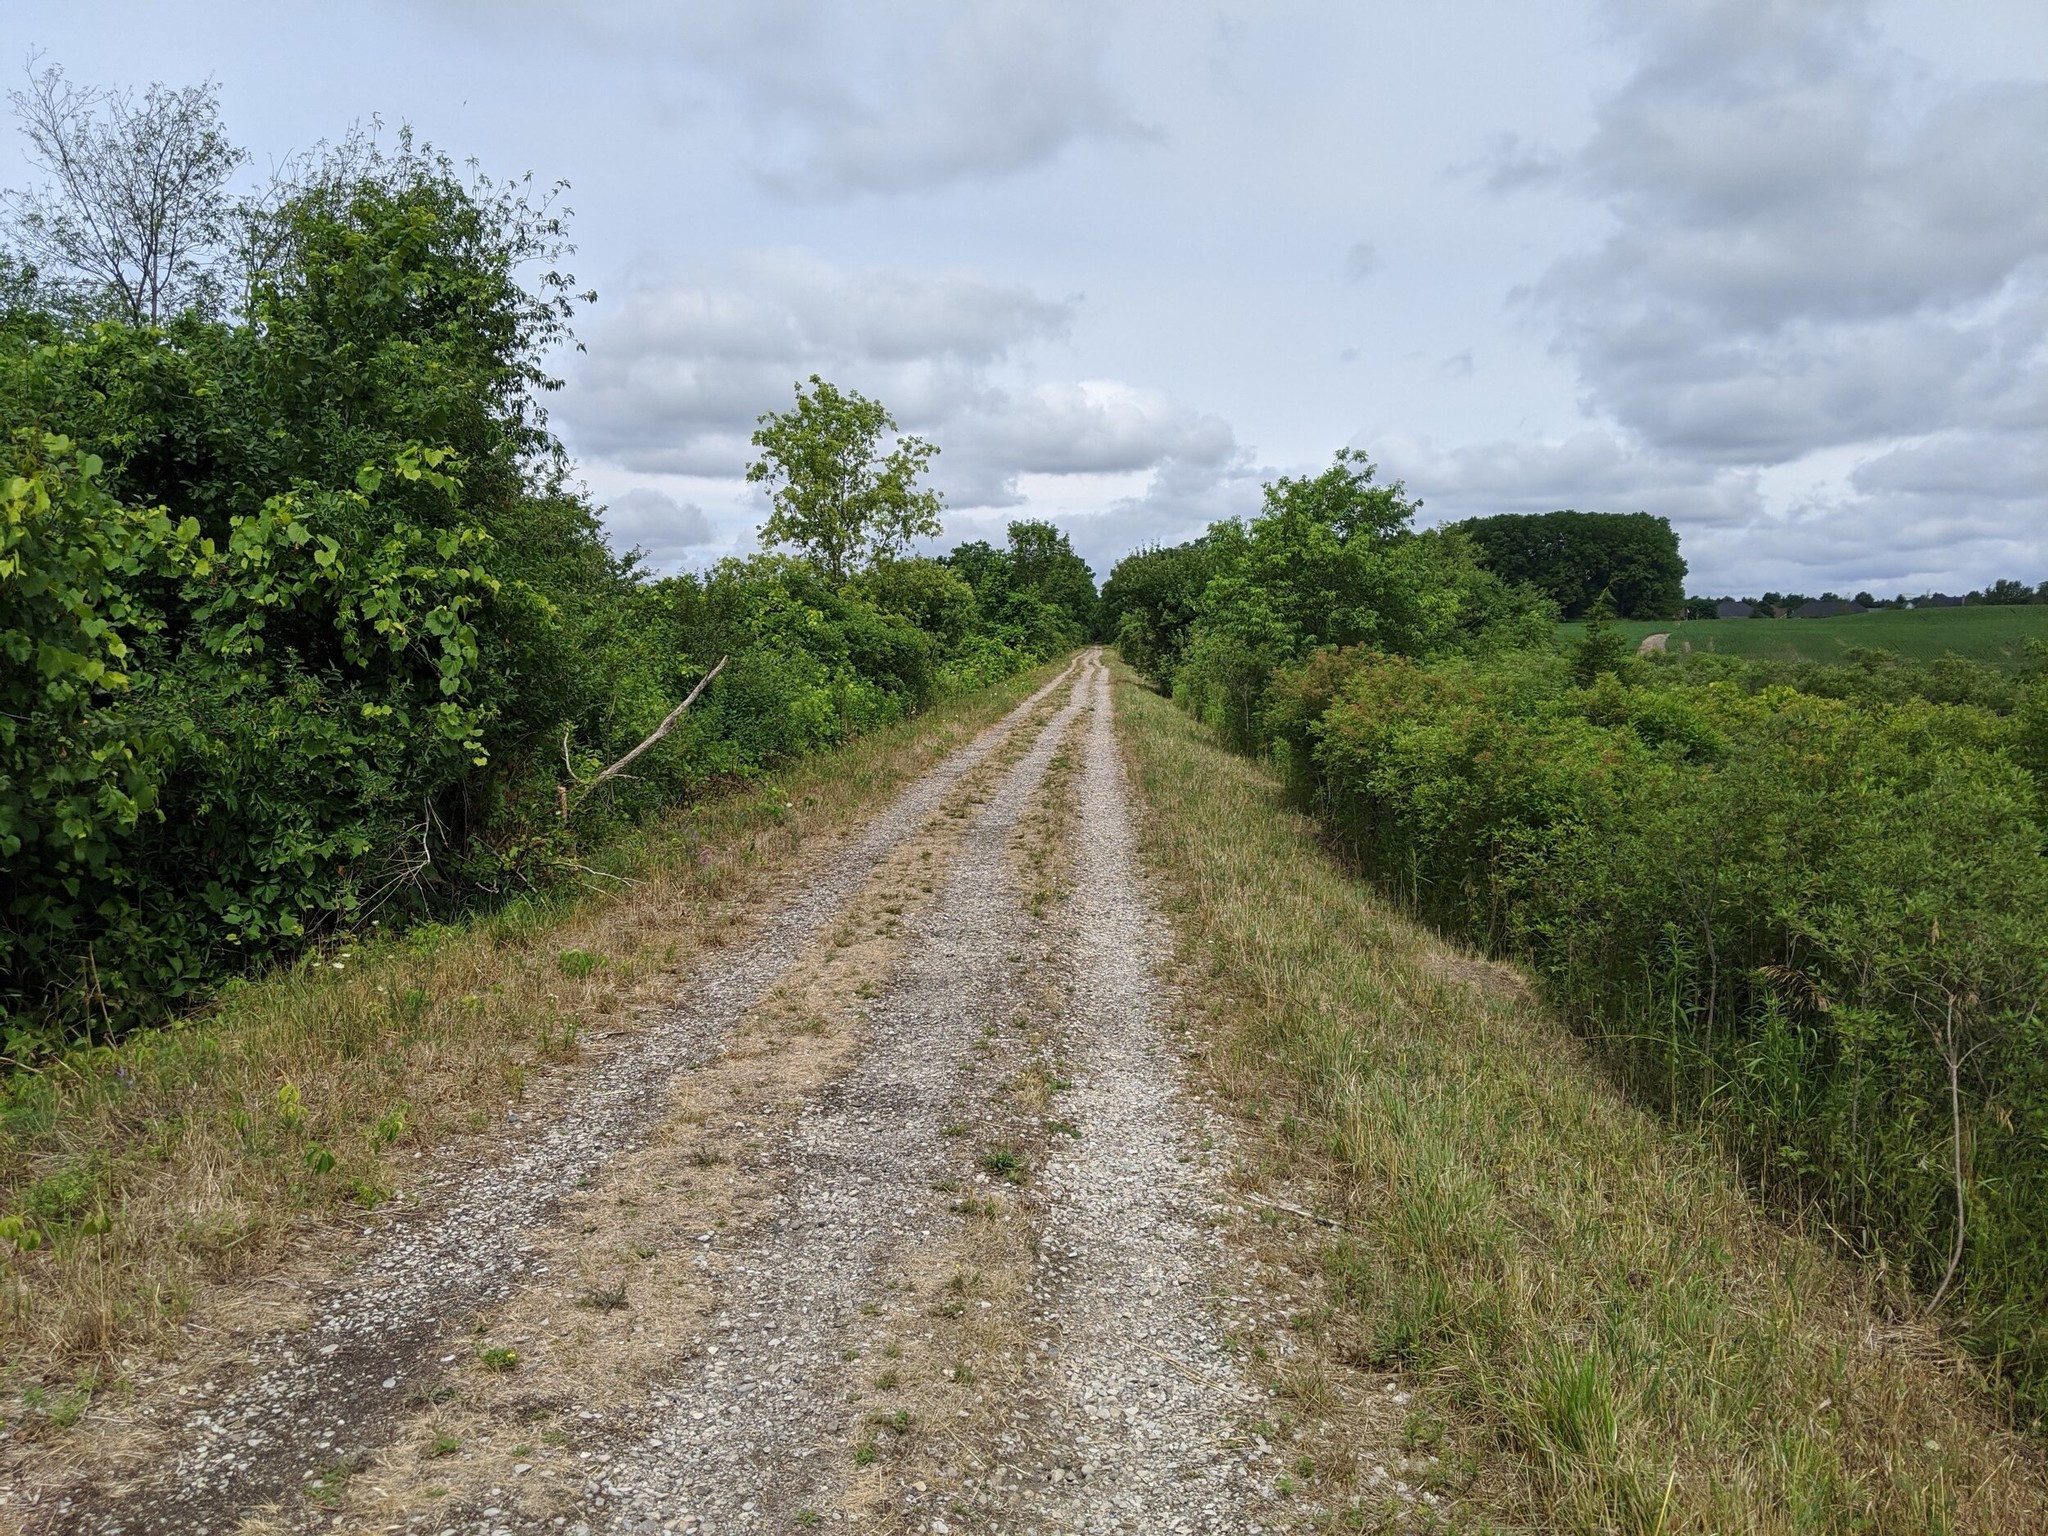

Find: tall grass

[1114,662,2048,1534]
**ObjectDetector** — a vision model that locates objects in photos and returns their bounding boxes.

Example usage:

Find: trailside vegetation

[1109,454,2048,1417]
[1,83,1091,1052]
[1115,662,2048,1533]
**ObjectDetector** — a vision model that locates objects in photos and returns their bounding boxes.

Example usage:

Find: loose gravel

[1026,658,1268,1533]
[578,660,1095,1531]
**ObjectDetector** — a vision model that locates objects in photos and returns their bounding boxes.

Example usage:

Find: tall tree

[1003,519,1097,633]
[748,376,942,582]
[1,61,244,324]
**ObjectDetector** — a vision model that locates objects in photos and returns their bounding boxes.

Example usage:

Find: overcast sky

[7,0,2045,594]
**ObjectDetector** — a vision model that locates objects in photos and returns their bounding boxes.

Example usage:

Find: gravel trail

[42,662,1081,1536]
[1025,658,1267,1533]
[33,652,1295,1536]
[577,661,1094,1531]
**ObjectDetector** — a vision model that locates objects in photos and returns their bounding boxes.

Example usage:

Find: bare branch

[584,656,728,792]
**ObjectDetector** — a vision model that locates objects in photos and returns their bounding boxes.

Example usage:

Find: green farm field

[1564,603,2048,669]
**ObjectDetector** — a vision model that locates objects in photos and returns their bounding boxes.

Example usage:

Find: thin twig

[1133,1341,1220,1388]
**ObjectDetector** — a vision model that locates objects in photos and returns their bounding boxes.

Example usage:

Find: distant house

[1793,599,1866,618]
[1715,599,1756,619]
[1916,593,1965,608]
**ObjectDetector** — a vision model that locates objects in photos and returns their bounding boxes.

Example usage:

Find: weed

[875,1369,899,1389]
[978,1146,1026,1184]
[1401,1411,1445,1453]
[577,1281,629,1313]
[941,1122,968,1137]
[853,1441,879,1466]
[556,949,602,979]
[304,1460,354,1505]
[429,1433,460,1457]
[479,1347,519,1373]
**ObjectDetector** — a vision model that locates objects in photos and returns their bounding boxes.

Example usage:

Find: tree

[1001,520,1097,633]
[1,61,245,324]
[1454,509,1686,619]
[748,376,941,582]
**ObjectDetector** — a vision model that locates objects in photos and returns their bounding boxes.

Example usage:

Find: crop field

[1565,603,2048,669]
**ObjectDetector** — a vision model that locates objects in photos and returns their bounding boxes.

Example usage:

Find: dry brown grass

[1112,659,2048,1536]
[0,661,1066,1420]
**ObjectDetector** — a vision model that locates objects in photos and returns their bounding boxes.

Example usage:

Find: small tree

[747,376,941,582]
[1,60,245,324]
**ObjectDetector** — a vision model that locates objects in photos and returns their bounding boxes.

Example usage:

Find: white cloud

[564,251,1073,478]
[1375,428,1765,530]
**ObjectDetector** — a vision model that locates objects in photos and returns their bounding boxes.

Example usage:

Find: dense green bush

[1105,449,1551,745]
[1272,641,2048,1412]
[0,132,1087,1050]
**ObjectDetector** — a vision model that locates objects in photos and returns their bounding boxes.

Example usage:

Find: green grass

[1561,604,2048,670]
[1112,659,2048,1534]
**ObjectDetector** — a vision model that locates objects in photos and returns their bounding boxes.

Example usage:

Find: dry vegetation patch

[1112,660,2048,1535]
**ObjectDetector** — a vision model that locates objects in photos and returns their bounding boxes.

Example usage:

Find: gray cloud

[1344,240,1382,281]
[757,0,1153,197]
[563,251,1240,525]
[1432,0,2048,590]
[604,486,715,567]
[425,0,1147,197]
[1530,0,2048,465]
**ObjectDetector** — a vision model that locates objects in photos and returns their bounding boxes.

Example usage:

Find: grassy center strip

[1111,660,2048,1535]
